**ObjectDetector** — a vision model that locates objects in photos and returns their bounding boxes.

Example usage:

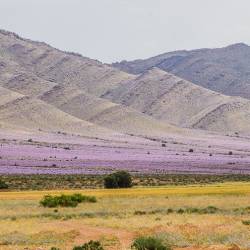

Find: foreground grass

[0,182,250,200]
[0,183,250,249]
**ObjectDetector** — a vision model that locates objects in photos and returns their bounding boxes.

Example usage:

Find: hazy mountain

[112,43,250,99]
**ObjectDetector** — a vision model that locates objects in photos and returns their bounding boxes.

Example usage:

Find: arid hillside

[1,29,250,140]
[0,86,123,139]
[0,29,182,138]
[104,68,250,134]
[112,43,250,99]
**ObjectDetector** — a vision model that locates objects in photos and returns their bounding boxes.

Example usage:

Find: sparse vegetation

[242,220,250,225]
[104,171,132,189]
[0,174,250,190]
[73,240,104,250]
[132,236,170,250]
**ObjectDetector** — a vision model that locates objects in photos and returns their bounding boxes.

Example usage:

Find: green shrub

[51,247,60,250]
[185,207,199,213]
[134,210,147,215]
[167,208,174,214]
[201,206,219,214]
[0,180,8,189]
[73,240,104,250]
[132,236,170,250]
[104,171,132,189]
[242,220,250,225]
[104,175,118,188]
[40,193,97,208]
[177,208,185,214]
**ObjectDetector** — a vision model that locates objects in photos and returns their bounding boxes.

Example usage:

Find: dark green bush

[104,171,132,189]
[73,240,104,250]
[0,180,8,189]
[51,247,60,250]
[40,193,97,208]
[242,220,250,225]
[167,208,173,214]
[103,175,118,188]
[132,236,171,250]
[134,210,147,215]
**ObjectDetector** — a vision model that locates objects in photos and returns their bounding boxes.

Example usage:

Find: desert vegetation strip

[1,174,250,190]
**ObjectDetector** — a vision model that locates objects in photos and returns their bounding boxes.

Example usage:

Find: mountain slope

[0,30,181,138]
[103,68,250,134]
[112,43,250,99]
[0,86,121,138]
[0,29,135,96]
[39,84,181,137]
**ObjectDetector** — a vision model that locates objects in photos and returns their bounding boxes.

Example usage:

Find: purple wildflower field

[1,129,250,175]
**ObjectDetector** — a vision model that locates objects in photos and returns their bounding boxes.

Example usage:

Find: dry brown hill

[0,30,180,138]
[103,68,250,134]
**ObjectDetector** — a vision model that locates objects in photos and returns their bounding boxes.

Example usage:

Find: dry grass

[0,183,250,250]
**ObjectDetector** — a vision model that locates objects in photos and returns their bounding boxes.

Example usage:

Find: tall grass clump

[40,193,97,208]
